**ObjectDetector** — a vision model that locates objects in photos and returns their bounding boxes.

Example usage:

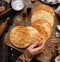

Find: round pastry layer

[26,26,46,45]
[10,26,44,48]
[31,10,54,26]
[10,26,31,48]
[32,4,55,17]
[32,19,52,39]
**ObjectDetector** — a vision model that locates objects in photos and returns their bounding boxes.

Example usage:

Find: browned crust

[32,4,55,17]
[26,26,45,45]
[10,26,45,48]
[10,26,32,48]
[31,8,54,26]
[31,19,52,39]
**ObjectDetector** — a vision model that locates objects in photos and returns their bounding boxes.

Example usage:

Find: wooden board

[4,0,41,52]
[4,0,60,62]
[36,15,60,62]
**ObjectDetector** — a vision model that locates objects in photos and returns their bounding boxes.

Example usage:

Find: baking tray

[4,0,60,62]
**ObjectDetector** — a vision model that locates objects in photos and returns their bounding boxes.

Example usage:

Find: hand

[27,41,45,57]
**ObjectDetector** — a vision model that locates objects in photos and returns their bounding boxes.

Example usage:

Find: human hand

[27,41,45,57]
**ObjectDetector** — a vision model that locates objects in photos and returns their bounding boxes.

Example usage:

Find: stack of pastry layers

[31,4,55,42]
[10,4,55,48]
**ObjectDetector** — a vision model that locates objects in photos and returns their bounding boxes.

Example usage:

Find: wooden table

[4,0,60,62]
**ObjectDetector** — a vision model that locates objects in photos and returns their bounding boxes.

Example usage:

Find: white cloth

[41,0,60,4]
[55,5,60,17]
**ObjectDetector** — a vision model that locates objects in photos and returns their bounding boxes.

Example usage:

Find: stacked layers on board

[31,4,55,42]
[10,4,55,48]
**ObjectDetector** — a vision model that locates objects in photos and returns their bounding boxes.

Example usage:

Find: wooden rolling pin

[0,8,12,17]
[0,17,10,36]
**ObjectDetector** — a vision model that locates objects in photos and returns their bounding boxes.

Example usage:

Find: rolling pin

[0,8,12,17]
[0,17,10,36]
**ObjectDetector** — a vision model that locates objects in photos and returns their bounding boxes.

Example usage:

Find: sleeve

[16,50,33,62]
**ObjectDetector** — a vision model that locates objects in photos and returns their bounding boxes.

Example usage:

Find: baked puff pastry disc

[32,19,52,40]
[10,26,42,48]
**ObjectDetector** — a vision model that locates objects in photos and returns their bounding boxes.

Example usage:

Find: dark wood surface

[0,0,60,62]
[0,0,20,62]
[4,0,60,62]
[0,0,40,62]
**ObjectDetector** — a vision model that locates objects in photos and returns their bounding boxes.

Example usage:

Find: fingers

[33,42,45,52]
[33,47,45,56]
[39,46,45,53]
[30,41,39,48]
[27,42,45,57]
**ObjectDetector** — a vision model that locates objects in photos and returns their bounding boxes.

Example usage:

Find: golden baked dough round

[32,4,55,17]
[31,10,54,26]
[31,4,55,41]
[26,26,46,45]
[10,26,32,48]
[10,26,45,48]
[32,19,52,39]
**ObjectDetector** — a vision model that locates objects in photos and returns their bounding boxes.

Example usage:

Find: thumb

[30,41,39,48]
